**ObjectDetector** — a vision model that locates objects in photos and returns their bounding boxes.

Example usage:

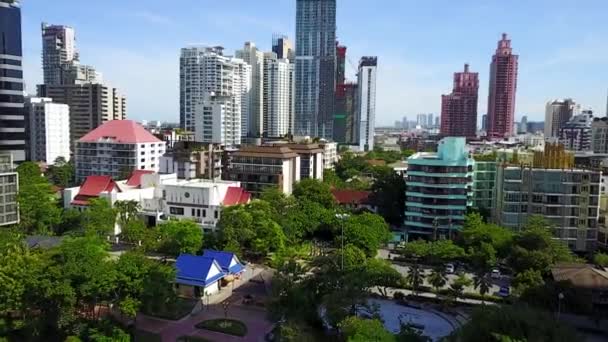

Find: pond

[369,298,456,341]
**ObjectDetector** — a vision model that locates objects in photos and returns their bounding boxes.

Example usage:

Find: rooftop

[234,145,299,159]
[552,263,608,289]
[79,120,163,144]
[162,178,241,189]
[331,189,373,205]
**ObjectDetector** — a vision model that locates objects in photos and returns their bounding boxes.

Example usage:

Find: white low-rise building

[63,170,250,235]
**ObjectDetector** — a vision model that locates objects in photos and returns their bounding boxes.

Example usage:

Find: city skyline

[18,0,608,126]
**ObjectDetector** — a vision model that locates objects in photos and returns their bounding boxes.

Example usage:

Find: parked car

[491,268,501,279]
[445,263,455,274]
[498,286,510,297]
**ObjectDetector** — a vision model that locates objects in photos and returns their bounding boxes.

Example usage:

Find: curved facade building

[0,0,25,162]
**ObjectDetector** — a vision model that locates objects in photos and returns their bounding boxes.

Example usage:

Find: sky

[20,0,608,126]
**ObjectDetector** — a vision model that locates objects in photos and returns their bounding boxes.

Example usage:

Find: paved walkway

[136,265,274,342]
[372,286,497,306]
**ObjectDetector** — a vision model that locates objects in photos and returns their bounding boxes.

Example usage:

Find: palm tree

[428,266,448,296]
[449,274,472,303]
[473,270,492,304]
[405,262,425,295]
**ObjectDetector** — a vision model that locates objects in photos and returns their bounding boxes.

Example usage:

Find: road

[378,249,511,296]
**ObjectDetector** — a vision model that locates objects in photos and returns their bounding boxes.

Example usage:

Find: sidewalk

[372,286,497,306]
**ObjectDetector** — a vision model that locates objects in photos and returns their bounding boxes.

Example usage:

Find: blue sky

[21,0,608,125]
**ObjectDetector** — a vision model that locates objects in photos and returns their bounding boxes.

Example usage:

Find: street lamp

[335,213,350,271]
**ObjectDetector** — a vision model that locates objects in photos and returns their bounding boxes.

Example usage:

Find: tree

[114,200,141,226]
[460,213,513,258]
[396,322,431,342]
[157,220,203,256]
[16,161,61,234]
[293,178,336,208]
[473,270,492,301]
[468,242,497,272]
[405,262,425,294]
[114,251,154,320]
[371,168,406,226]
[447,305,578,342]
[512,269,545,296]
[83,198,117,237]
[337,244,367,270]
[508,216,576,273]
[342,213,392,257]
[428,266,448,294]
[56,209,85,236]
[339,317,395,342]
[363,258,403,298]
[593,252,608,267]
[45,157,75,188]
[449,274,472,302]
[399,239,465,264]
[120,219,151,247]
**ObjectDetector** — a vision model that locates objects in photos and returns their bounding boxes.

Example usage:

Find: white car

[445,263,455,274]
[491,268,501,279]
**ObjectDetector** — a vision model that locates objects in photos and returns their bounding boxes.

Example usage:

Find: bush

[393,292,405,301]
[195,319,248,337]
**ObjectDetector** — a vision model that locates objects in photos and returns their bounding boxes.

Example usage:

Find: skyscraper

[263,53,294,137]
[179,46,250,134]
[295,0,336,139]
[25,97,70,164]
[416,114,427,127]
[487,33,518,139]
[357,57,377,151]
[440,64,479,137]
[333,43,348,142]
[236,42,264,138]
[41,23,76,86]
[0,0,26,162]
[545,99,579,139]
[272,34,294,61]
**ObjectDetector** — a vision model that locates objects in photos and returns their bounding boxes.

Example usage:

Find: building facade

[236,42,264,138]
[404,137,474,240]
[472,160,496,214]
[592,117,608,154]
[487,34,518,139]
[0,0,26,163]
[225,145,300,196]
[559,110,593,151]
[0,153,18,226]
[357,57,377,151]
[41,23,76,86]
[194,93,240,146]
[25,97,70,164]
[295,0,336,139]
[179,46,250,133]
[545,99,578,139]
[74,120,166,182]
[495,166,600,252]
[263,53,294,137]
[440,64,479,137]
[38,83,126,146]
[272,34,293,61]
[333,44,348,142]
[159,141,223,180]
[320,141,338,169]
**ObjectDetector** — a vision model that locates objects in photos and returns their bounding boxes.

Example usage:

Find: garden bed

[195,318,248,337]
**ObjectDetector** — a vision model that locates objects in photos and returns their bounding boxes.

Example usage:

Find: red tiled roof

[78,120,162,143]
[331,189,372,205]
[71,175,119,206]
[223,187,251,206]
[126,170,155,187]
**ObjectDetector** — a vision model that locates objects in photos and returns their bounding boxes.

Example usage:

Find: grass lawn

[176,336,213,342]
[195,318,248,337]
[133,329,162,342]
[141,297,197,320]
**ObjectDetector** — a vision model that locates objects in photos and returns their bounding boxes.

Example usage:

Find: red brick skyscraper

[441,63,479,137]
[487,33,518,139]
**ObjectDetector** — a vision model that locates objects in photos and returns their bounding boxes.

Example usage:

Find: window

[169,207,184,215]
[202,210,207,218]
[141,158,145,162]
[184,192,190,198]
[214,210,218,219]
[197,209,201,217]
[191,208,195,216]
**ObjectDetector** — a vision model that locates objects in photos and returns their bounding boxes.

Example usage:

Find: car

[491,268,501,279]
[497,286,510,297]
[445,263,455,274]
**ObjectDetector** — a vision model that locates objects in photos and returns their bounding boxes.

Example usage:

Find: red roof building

[222,186,251,206]
[75,120,166,183]
[331,189,377,213]
[71,175,120,206]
